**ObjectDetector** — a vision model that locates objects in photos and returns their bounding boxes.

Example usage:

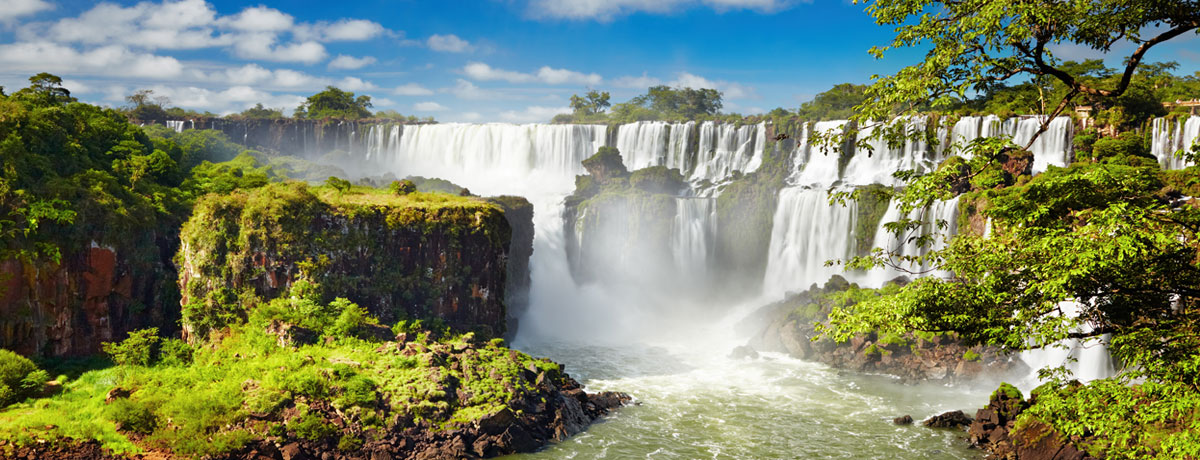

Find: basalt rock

[178,183,534,341]
[923,410,973,429]
[738,276,1024,383]
[968,384,1095,460]
[0,237,178,357]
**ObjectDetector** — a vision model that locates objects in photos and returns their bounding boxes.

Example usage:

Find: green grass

[0,304,567,458]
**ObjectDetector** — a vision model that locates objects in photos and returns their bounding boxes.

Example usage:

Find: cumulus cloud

[444,79,497,100]
[527,0,795,21]
[0,0,53,23]
[297,19,386,42]
[17,0,387,64]
[0,42,184,79]
[536,67,602,85]
[337,77,377,91]
[394,83,434,96]
[413,101,448,112]
[328,55,377,70]
[222,6,294,32]
[500,105,571,123]
[463,62,534,83]
[232,37,327,63]
[427,34,471,53]
[462,62,602,85]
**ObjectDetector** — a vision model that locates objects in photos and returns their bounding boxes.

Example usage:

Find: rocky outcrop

[968,384,1096,460]
[0,238,178,357]
[178,182,533,340]
[739,276,1026,383]
[485,197,535,336]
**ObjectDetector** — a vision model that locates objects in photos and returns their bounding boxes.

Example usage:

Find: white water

[762,187,859,297]
[844,117,939,186]
[672,197,716,284]
[860,197,960,287]
[788,121,848,186]
[1152,116,1200,170]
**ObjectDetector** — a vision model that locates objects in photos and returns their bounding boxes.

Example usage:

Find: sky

[1,0,1198,123]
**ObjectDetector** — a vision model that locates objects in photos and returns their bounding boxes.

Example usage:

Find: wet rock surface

[968,384,1096,460]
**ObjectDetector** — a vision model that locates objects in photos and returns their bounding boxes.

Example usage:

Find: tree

[12,73,74,105]
[826,0,1200,386]
[569,90,611,116]
[296,87,373,119]
[795,83,868,120]
[237,103,283,119]
[853,0,1199,139]
[125,89,170,122]
[633,85,723,119]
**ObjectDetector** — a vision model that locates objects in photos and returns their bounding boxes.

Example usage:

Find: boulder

[893,415,913,425]
[923,410,973,429]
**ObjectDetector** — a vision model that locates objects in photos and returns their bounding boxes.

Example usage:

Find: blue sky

[1,0,1198,122]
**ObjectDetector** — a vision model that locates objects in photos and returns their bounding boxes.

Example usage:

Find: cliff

[0,238,178,358]
[178,182,532,340]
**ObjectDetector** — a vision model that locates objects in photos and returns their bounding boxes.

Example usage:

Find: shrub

[106,398,159,434]
[389,179,417,195]
[158,338,193,366]
[289,411,337,441]
[325,176,352,193]
[103,328,161,367]
[0,349,48,407]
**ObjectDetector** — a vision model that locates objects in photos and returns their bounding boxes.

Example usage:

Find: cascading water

[671,197,716,284]
[1152,116,1200,170]
[762,187,860,297]
[843,117,939,186]
[1016,301,1117,392]
[788,120,847,186]
[167,120,187,133]
[691,121,767,182]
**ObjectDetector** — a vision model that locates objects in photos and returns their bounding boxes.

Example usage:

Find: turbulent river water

[507,332,996,459]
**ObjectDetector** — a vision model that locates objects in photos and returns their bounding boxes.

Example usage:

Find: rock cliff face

[0,238,178,357]
[177,183,531,340]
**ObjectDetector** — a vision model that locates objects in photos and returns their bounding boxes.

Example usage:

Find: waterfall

[361,123,606,190]
[672,197,716,283]
[616,121,671,171]
[1152,116,1200,170]
[843,117,936,186]
[762,187,860,297]
[788,121,848,186]
[691,122,766,182]
[167,120,187,133]
[1012,116,1073,173]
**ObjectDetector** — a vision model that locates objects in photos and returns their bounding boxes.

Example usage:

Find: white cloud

[463,62,602,85]
[337,77,376,91]
[0,0,52,23]
[328,55,377,70]
[233,37,327,63]
[27,0,229,50]
[445,79,496,100]
[0,42,183,79]
[222,6,294,32]
[60,79,91,95]
[296,19,386,42]
[499,105,570,123]
[272,69,325,87]
[414,101,448,112]
[669,72,754,99]
[536,66,602,85]
[463,62,534,83]
[394,83,434,96]
[613,73,662,88]
[427,34,471,53]
[221,64,274,85]
[527,0,794,21]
